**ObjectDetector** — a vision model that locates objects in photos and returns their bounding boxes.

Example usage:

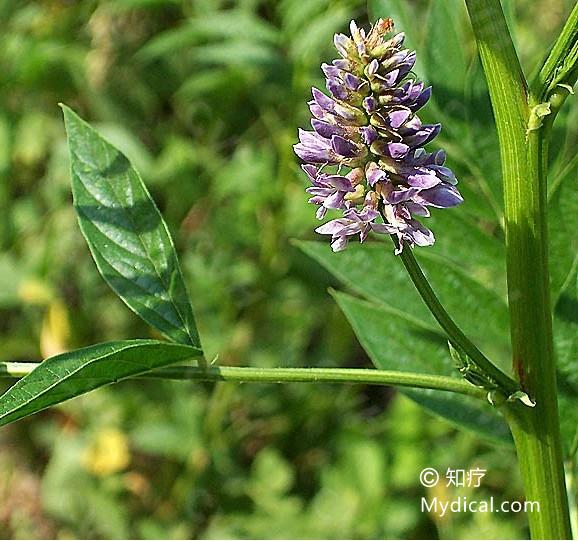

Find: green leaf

[554,294,578,389]
[61,105,201,349]
[549,168,578,456]
[188,42,279,68]
[553,289,578,456]
[426,211,506,276]
[332,292,511,443]
[287,6,350,64]
[0,340,200,427]
[423,0,469,101]
[559,378,578,457]
[549,168,578,302]
[137,11,278,61]
[297,240,511,366]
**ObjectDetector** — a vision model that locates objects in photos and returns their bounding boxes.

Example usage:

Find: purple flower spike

[294,18,462,253]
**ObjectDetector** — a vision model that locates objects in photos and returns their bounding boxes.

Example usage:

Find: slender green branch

[397,247,520,397]
[465,0,572,537]
[0,362,486,398]
[531,1,578,117]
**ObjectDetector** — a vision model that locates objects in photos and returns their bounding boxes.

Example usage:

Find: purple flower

[316,204,396,252]
[293,18,463,253]
[303,165,356,219]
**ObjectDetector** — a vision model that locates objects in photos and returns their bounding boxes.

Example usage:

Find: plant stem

[503,403,573,540]
[398,247,520,397]
[531,1,578,114]
[0,362,486,398]
[465,0,572,537]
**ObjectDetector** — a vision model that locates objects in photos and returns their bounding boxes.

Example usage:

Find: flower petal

[315,218,351,236]
[360,126,378,145]
[301,164,318,181]
[413,86,432,110]
[312,119,343,139]
[294,143,333,163]
[324,191,346,209]
[387,142,410,158]
[366,162,388,186]
[405,220,435,246]
[312,87,336,112]
[418,185,463,207]
[324,175,355,191]
[407,173,440,189]
[363,96,378,113]
[321,62,340,78]
[387,109,411,129]
[386,187,419,204]
[405,202,430,217]
[330,235,348,252]
[327,78,348,100]
[331,135,360,158]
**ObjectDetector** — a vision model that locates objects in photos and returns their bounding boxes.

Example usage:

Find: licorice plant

[0,0,576,538]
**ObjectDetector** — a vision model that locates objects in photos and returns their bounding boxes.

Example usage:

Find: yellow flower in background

[40,300,71,359]
[82,429,130,477]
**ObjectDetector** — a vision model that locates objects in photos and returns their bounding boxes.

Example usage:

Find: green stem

[531,1,578,115]
[503,403,573,540]
[0,362,486,398]
[465,0,572,537]
[398,248,520,397]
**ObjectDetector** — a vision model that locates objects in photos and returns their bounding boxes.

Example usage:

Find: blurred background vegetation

[0,0,575,538]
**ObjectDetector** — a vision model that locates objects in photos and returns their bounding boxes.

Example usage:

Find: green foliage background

[0,0,575,539]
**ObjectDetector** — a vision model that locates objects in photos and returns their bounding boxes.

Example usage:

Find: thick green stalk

[0,362,486,398]
[465,0,572,538]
